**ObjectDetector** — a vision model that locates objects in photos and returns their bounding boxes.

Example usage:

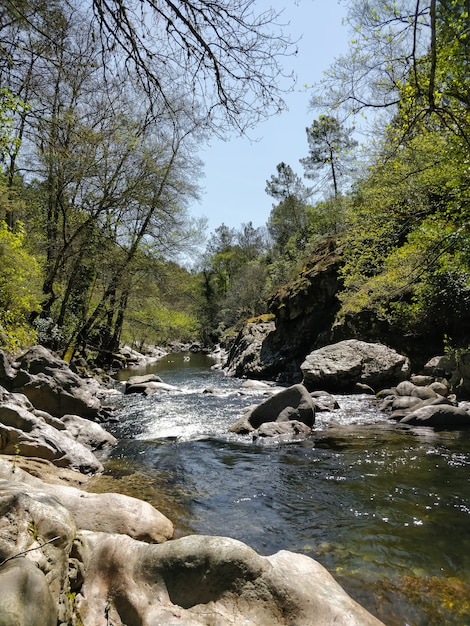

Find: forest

[1,0,469,364]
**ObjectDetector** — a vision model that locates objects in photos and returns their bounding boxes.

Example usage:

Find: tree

[205,223,236,258]
[199,221,268,337]
[265,162,310,202]
[236,221,267,261]
[67,114,203,358]
[2,0,296,135]
[202,223,254,300]
[300,115,357,198]
[337,117,470,343]
[0,89,25,167]
[91,0,295,132]
[314,1,470,146]
[0,217,41,350]
[0,89,29,227]
[218,260,267,328]
[265,162,312,254]
[0,2,205,357]
[0,0,299,353]
[121,259,201,349]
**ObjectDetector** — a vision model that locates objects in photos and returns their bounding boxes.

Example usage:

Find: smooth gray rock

[410,374,434,386]
[0,460,174,544]
[399,404,470,428]
[12,346,101,419]
[0,475,76,625]
[0,559,57,626]
[230,384,315,434]
[76,533,386,626]
[240,379,273,390]
[253,420,312,441]
[301,340,410,392]
[395,380,438,400]
[389,395,422,412]
[60,414,116,451]
[0,458,385,626]
[0,403,103,474]
[429,381,450,397]
[126,373,164,386]
[125,380,180,395]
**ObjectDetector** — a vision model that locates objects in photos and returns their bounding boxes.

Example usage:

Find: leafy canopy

[0,218,41,350]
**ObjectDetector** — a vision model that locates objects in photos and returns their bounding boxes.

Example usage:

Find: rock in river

[229,383,315,434]
[399,404,470,429]
[301,339,410,392]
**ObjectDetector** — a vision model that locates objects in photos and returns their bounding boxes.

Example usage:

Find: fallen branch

[0,536,61,567]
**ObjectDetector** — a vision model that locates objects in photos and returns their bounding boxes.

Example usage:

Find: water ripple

[106,354,470,626]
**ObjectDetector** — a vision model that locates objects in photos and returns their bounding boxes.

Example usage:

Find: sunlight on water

[107,353,470,626]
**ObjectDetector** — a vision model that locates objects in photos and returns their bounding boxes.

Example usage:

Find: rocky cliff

[224,237,470,385]
[225,239,343,382]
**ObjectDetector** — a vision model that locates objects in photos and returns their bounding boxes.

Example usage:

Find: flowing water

[99,352,470,626]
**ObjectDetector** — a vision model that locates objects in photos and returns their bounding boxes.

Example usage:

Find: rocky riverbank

[0,344,387,626]
[3,336,470,624]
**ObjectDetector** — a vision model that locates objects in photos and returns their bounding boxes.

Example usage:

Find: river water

[100,352,470,626]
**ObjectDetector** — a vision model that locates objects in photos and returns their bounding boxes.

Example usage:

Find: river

[97,351,470,626]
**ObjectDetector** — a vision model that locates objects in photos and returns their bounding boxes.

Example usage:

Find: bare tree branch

[90,0,296,133]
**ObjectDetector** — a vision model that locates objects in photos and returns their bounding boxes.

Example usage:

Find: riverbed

[98,352,470,626]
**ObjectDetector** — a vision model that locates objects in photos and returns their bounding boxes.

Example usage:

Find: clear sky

[190,0,350,237]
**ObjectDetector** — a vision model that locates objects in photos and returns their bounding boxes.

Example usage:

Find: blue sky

[190,0,350,236]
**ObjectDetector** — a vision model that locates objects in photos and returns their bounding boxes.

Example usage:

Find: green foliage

[300,115,357,197]
[121,261,201,348]
[123,304,198,348]
[264,236,307,291]
[217,260,268,329]
[2,0,470,356]
[337,111,470,338]
[0,220,41,350]
[198,1,470,347]
[0,89,28,165]
[199,222,268,338]
[306,196,349,238]
[266,163,312,255]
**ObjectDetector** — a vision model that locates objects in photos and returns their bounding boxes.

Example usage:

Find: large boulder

[230,383,315,434]
[0,474,77,624]
[0,458,384,626]
[51,487,174,543]
[0,401,104,473]
[10,345,102,419]
[0,459,174,544]
[301,340,411,393]
[399,404,470,429]
[60,414,116,452]
[76,533,385,626]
